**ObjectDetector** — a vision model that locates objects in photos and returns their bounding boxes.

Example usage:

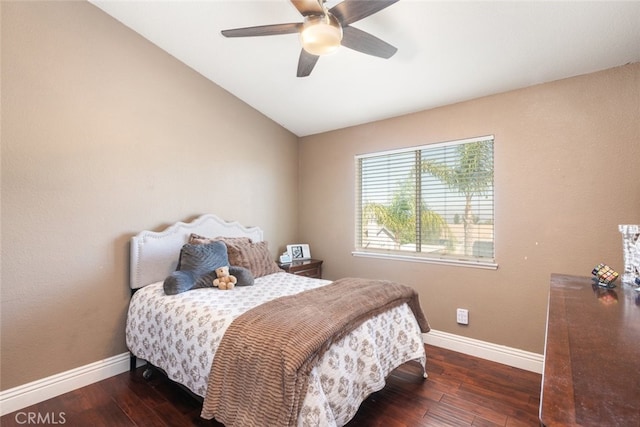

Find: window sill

[351,251,499,270]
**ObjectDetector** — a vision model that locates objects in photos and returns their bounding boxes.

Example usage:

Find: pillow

[229,266,254,286]
[163,270,198,295]
[163,241,229,295]
[188,233,252,247]
[178,241,229,272]
[220,238,252,267]
[188,233,254,266]
[225,240,283,278]
[188,233,280,278]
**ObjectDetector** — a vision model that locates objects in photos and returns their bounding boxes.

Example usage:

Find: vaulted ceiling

[90,1,640,137]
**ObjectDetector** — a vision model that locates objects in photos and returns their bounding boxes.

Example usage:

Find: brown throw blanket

[200,277,430,426]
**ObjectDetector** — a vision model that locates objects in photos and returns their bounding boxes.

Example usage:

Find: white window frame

[353,135,497,270]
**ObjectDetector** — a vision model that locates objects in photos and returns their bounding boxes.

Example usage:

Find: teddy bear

[213,266,237,290]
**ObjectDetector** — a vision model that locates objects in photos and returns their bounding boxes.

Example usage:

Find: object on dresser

[591,263,619,287]
[618,224,640,284]
[286,243,311,260]
[279,252,291,264]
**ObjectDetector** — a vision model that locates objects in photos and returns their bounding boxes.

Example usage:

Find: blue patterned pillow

[163,241,229,295]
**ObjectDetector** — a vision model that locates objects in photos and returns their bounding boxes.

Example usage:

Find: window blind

[355,136,495,266]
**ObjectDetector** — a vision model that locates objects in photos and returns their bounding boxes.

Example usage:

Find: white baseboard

[423,329,544,374]
[0,353,143,416]
[1,332,543,417]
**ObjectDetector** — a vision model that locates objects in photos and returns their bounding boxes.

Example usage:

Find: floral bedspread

[126,272,426,426]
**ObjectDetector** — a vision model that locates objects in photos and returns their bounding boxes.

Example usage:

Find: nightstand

[278,259,323,279]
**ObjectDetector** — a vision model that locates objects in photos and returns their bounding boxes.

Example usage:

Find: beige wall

[1,1,299,390]
[2,0,639,395]
[299,63,640,354]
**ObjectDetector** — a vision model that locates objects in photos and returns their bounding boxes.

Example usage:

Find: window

[354,136,496,269]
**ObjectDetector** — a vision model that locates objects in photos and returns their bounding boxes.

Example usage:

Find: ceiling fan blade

[330,0,399,26]
[221,23,302,38]
[297,49,319,77]
[341,26,397,58]
[290,0,325,16]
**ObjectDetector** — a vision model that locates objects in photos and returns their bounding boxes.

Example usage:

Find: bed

[126,214,430,427]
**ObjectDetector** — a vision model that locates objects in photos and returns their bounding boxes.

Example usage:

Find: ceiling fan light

[301,14,343,56]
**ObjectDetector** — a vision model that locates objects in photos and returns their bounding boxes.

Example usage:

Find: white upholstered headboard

[130,214,264,290]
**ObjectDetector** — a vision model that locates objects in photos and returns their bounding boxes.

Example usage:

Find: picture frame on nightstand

[287,243,311,260]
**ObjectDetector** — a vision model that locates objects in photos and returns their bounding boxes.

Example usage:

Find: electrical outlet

[456,308,469,325]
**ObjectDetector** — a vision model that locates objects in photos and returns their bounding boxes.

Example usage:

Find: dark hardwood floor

[1,345,541,427]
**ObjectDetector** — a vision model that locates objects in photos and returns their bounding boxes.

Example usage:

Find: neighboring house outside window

[354,135,497,269]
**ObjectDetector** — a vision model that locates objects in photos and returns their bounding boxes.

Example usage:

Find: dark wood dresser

[278,259,323,279]
[540,274,640,426]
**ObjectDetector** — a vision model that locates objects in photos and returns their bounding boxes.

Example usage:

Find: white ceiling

[90,1,640,137]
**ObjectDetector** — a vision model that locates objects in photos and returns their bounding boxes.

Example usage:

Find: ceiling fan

[221,0,399,77]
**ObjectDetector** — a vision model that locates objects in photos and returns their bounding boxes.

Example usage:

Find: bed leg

[143,365,154,380]
[131,356,154,380]
[420,355,428,379]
